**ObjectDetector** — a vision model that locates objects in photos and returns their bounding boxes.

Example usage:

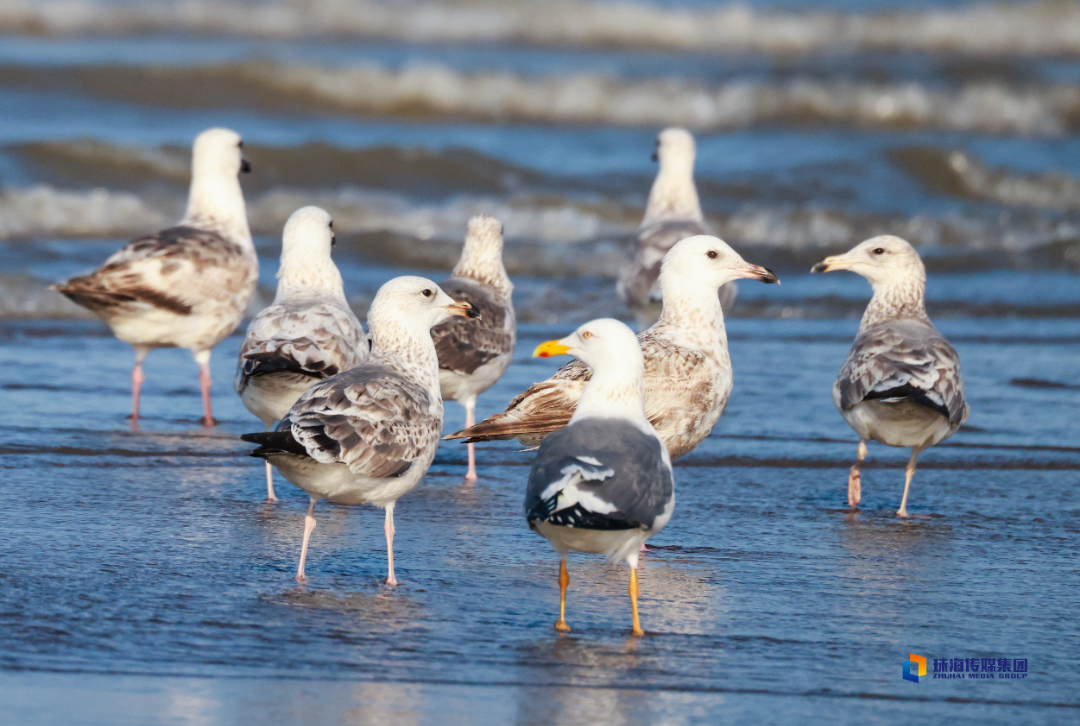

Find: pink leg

[384,503,398,586]
[265,461,277,502]
[198,361,215,426]
[130,360,145,427]
[464,398,478,482]
[296,497,317,583]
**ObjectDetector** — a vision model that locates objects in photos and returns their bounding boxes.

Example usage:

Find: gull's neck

[275,252,346,303]
[453,240,512,298]
[860,275,930,331]
[572,364,650,429]
[182,168,252,247]
[369,322,442,397]
[641,160,702,229]
[654,278,728,350]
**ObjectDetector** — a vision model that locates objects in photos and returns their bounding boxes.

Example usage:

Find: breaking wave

[1,0,1079,56]
[10,62,1079,136]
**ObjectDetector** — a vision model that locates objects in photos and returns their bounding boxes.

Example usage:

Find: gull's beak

[533,339,571,358]
[733,262,780,284]
[444,300,480,319]
[811,254,853,273]
[240,158,252,174]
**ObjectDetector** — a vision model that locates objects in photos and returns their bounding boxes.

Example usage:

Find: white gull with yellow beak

[525,319,675,637]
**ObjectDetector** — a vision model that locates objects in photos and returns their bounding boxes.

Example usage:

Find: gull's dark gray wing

[837,319,969,426]
[525,418,673,531]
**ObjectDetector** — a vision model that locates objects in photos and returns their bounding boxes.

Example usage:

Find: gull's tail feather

[444,408,572,443]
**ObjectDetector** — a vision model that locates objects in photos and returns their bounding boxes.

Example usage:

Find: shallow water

[0,0,1078,722]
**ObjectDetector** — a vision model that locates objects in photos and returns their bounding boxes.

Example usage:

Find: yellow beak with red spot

[533,340,571,358]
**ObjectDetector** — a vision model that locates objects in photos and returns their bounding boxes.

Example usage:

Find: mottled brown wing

[285,363,440,478]
[431,278,514,376]
[838,319,969,426]
[54,226,249,315]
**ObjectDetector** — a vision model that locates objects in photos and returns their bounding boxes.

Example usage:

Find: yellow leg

[555,560,571,632]
[629,568,644,636]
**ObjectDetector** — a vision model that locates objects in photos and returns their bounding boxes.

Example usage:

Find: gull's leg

[555,559,571,632]
[848,440,867,508]
[195,350,215,426]
[265,461,277,502]
[130,357,146,428]
[384,503,397,587]
[464,397,478,482]
[629,567,644,636]
[296,497,317,583]
[897,449,920,518]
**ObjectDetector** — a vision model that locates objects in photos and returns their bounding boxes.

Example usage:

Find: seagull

[447,235,778,459]
[241,276,479,586]
[53,127,255,427]
[617,127,736,329]
[812,235,969,517]
[525,318,675,636]
[431,214,515,482]
[234,206,370,502]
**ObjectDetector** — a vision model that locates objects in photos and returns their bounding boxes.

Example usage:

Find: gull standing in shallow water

[448,235,778,459]
[53,127,255,427]
[431,214,515,482]
[525,319,674,636]
[812,235,969,517]
[241,277,479,586]
[617,127,736,328]
[234,207,369,502]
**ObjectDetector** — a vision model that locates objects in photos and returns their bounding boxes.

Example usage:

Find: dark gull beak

[734,262,779,284]
[240,158,252,174]
[445,300,480,319]
[811,254,853,273]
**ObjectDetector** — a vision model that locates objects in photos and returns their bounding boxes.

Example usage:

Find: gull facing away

[241,277,479,586]
[617,127,736,329]
[447,235,778,459]
[431,214,516,482]
[812,235,969,517]
[525,319,675,636]
[234,207,370,502]
[53,128,255,427]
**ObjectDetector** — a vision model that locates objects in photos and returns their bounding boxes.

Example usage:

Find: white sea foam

[1,0,1079,56]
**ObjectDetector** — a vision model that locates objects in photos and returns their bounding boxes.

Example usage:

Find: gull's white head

[453,214,511,295]
[660,235,779,293]
[653,127,696,170]
[368,276,480,337]
[811,235,926,289]
[191,127,250,180]
[276,206,342,294]
[535,318,647,423]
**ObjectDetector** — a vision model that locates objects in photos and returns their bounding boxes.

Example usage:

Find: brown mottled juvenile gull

[448,235,778,458]
[812,235,969,517]
[53,127,255,427]
[431,214,515,482]
[526,319,675,636]
[617,127,736,329]
[241,276,479,586]
[234,206,369,502]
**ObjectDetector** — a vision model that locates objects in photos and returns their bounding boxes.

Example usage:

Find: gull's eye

[328,220,333,229]
[238,140,244,148]
[873,247,885,255]
[421,289,433,298]
[706,250,718,259]
[581,331,593,339]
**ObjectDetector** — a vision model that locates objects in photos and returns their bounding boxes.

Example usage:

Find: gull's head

[465,214,504,252]
[811,235,925,287]
[653,127,696,169]
[192,127,250,179]
[661,235,779,291]
[534,318,642,376]
[369,276,480,333]
[282,206,334,259]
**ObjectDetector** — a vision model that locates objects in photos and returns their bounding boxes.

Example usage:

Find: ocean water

[0,0,1077,724]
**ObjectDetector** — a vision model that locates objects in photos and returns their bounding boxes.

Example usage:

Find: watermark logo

[903,653,927,683]
[903,654,1029,682]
